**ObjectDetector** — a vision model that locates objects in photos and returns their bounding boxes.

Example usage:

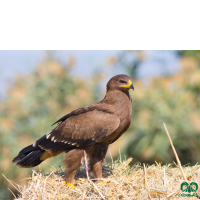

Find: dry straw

[163,123,188,182]
[4,123,200,199]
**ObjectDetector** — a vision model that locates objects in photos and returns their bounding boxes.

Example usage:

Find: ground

[8,158,200,199]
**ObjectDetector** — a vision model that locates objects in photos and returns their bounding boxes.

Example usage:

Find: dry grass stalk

[134,176,144,198]
[163,123,188,182]
[143,163,152,200]
[83,150,89,180]
[163,166,166,189]
[143,163,148,188]
[7,188,17,199]
[2,174,21,194]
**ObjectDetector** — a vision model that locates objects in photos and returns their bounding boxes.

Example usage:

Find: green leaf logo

[181,182,198,193]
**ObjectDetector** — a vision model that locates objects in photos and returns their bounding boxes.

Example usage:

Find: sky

[0,50,179,98]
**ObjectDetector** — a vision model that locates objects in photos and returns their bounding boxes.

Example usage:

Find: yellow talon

[67,183,75,188]
[61,181,75,188]
[98,181,109,184]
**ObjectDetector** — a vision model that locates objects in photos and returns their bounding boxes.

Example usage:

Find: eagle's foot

[97,179,110,184]
[98,181,108,184]
[61,181,75,188]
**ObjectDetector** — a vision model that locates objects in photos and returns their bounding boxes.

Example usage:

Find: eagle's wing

[45,109,120,147]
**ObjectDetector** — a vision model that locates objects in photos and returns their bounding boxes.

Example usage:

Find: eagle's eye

[119,80,126,84]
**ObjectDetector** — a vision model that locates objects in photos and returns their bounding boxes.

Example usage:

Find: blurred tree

[113,50,200,166]
[116,50,145,79]
[0,57,97,193]
[178,50,200,64]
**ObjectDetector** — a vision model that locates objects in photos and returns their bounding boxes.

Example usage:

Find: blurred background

[0,50,200,199]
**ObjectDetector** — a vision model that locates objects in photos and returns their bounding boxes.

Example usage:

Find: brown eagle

[13,74,134,185]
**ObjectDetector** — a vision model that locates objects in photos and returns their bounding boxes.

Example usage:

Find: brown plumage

[12,74,134,184]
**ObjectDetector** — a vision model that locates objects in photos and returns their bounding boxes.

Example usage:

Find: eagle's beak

[120,80,134,90]
[130,83,134,90]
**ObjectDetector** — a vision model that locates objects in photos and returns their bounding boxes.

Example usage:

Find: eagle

[13,74,134,185]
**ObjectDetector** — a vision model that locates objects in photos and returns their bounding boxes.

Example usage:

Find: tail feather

[17,150,42,167]
[13,134,74,168]
[12,145,45,168]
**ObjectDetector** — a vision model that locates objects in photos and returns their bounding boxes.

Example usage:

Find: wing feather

[46,109,120,147]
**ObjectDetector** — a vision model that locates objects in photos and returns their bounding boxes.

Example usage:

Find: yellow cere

[120,80,133,88]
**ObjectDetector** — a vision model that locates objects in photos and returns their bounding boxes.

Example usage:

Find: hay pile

[10,158,200,199]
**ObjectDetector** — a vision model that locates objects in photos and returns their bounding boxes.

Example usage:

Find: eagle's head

[106,74,134,92]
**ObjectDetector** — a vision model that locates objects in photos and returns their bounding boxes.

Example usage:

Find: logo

[181,182,198,197]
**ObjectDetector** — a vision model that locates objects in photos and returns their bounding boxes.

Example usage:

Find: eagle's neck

[102,90,132,105]
[101,89,132,126]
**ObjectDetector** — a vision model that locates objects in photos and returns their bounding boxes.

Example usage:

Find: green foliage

[0,59,96,188]
[116,50,144,79]
[120,50,200,165]
[179,50,200,63]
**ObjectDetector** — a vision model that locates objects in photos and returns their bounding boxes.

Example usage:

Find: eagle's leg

[88,142,109,181]
[63,149,84,185]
